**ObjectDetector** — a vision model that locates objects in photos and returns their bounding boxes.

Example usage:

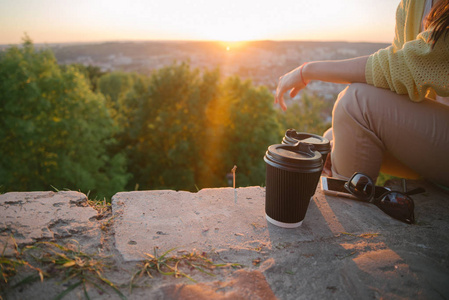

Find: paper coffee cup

[264,142,323,228]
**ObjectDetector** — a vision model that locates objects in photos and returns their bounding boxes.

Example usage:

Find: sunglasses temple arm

[406,187,426,196]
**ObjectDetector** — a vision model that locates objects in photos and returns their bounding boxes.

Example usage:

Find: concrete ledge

[0,191,100,255]
[111,180,449,299]
[112,187,320,262]
[1,180,448,299]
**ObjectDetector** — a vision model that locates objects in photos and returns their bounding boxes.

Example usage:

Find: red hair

[425,0,449,48]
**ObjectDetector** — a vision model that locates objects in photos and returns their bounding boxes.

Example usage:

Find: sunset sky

[0,0,398,45]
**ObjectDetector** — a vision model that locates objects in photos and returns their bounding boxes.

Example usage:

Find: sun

[217,41,248,52]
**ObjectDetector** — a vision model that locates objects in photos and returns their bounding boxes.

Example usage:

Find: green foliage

[124,63,221,190]
[277,92,332,136]
[114,64,282,190]
[69,64,105,91]
[219,76,281,187]
[0,36,129,199]
[97,71,150,136]
[1,36,332,195]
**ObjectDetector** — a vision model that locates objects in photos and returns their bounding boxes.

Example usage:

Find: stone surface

[1,180,449,299]
[0,191,100,255]
[156,270,277,300]
[112,187,319,262]
[112,180,449,299]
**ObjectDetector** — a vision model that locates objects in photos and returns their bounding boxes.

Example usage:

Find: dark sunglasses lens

[378,192,414,224]
[348,174,374,201]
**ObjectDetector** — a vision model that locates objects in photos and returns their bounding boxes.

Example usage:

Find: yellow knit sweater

[365,0,449,102]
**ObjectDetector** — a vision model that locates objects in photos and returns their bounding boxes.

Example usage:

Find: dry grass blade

[87,197,111,216]
[341,232,381,238]
[33,241,126,300]
[0,236,44,288]
[130,247,242,292]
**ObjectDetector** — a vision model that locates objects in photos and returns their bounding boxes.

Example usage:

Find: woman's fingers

[279,96,287,111]
[275,84,281,104]
[290,87,299,98]
[275,88,288,111]
[275,77,286,106]
[274,67,305,110]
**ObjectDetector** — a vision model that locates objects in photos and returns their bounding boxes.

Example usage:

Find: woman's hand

[275,56,369,111]
[275,64,308,111]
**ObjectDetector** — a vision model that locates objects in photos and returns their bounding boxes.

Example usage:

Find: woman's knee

[332,83,366,126]
[330,83,385,180]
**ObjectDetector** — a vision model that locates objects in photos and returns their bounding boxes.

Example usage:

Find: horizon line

[0,38,391,47]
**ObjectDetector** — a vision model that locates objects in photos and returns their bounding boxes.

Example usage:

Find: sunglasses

[344,172,425,224]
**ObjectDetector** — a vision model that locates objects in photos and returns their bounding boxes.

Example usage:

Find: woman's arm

[366,29,449,102]
[275,56,369,111]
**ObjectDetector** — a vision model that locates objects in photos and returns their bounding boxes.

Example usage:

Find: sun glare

[218,41,248,52]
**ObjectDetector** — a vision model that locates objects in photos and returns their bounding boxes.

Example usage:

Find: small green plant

[32,241,125,300]
[50,188,112,214]
[50,185,61,192]
[130,248,241,291]
[85,191,112,217]
[87,198,111,215]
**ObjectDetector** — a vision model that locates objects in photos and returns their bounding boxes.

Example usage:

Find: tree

[97,71,149,134]
[0,36,333,197]
[0,36,129,199]
[126,62,212,191]
[70,64,105,91]
[220,76,281,187]
[116,63,281,190]
[277,92,332,136]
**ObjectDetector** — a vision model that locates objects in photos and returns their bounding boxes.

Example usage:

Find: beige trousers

[325,83,449,187]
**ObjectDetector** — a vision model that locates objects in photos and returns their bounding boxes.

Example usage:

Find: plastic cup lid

[284,129,330,153]
[264,142,323,173]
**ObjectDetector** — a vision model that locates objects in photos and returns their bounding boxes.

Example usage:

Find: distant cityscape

[2,40,389,101]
